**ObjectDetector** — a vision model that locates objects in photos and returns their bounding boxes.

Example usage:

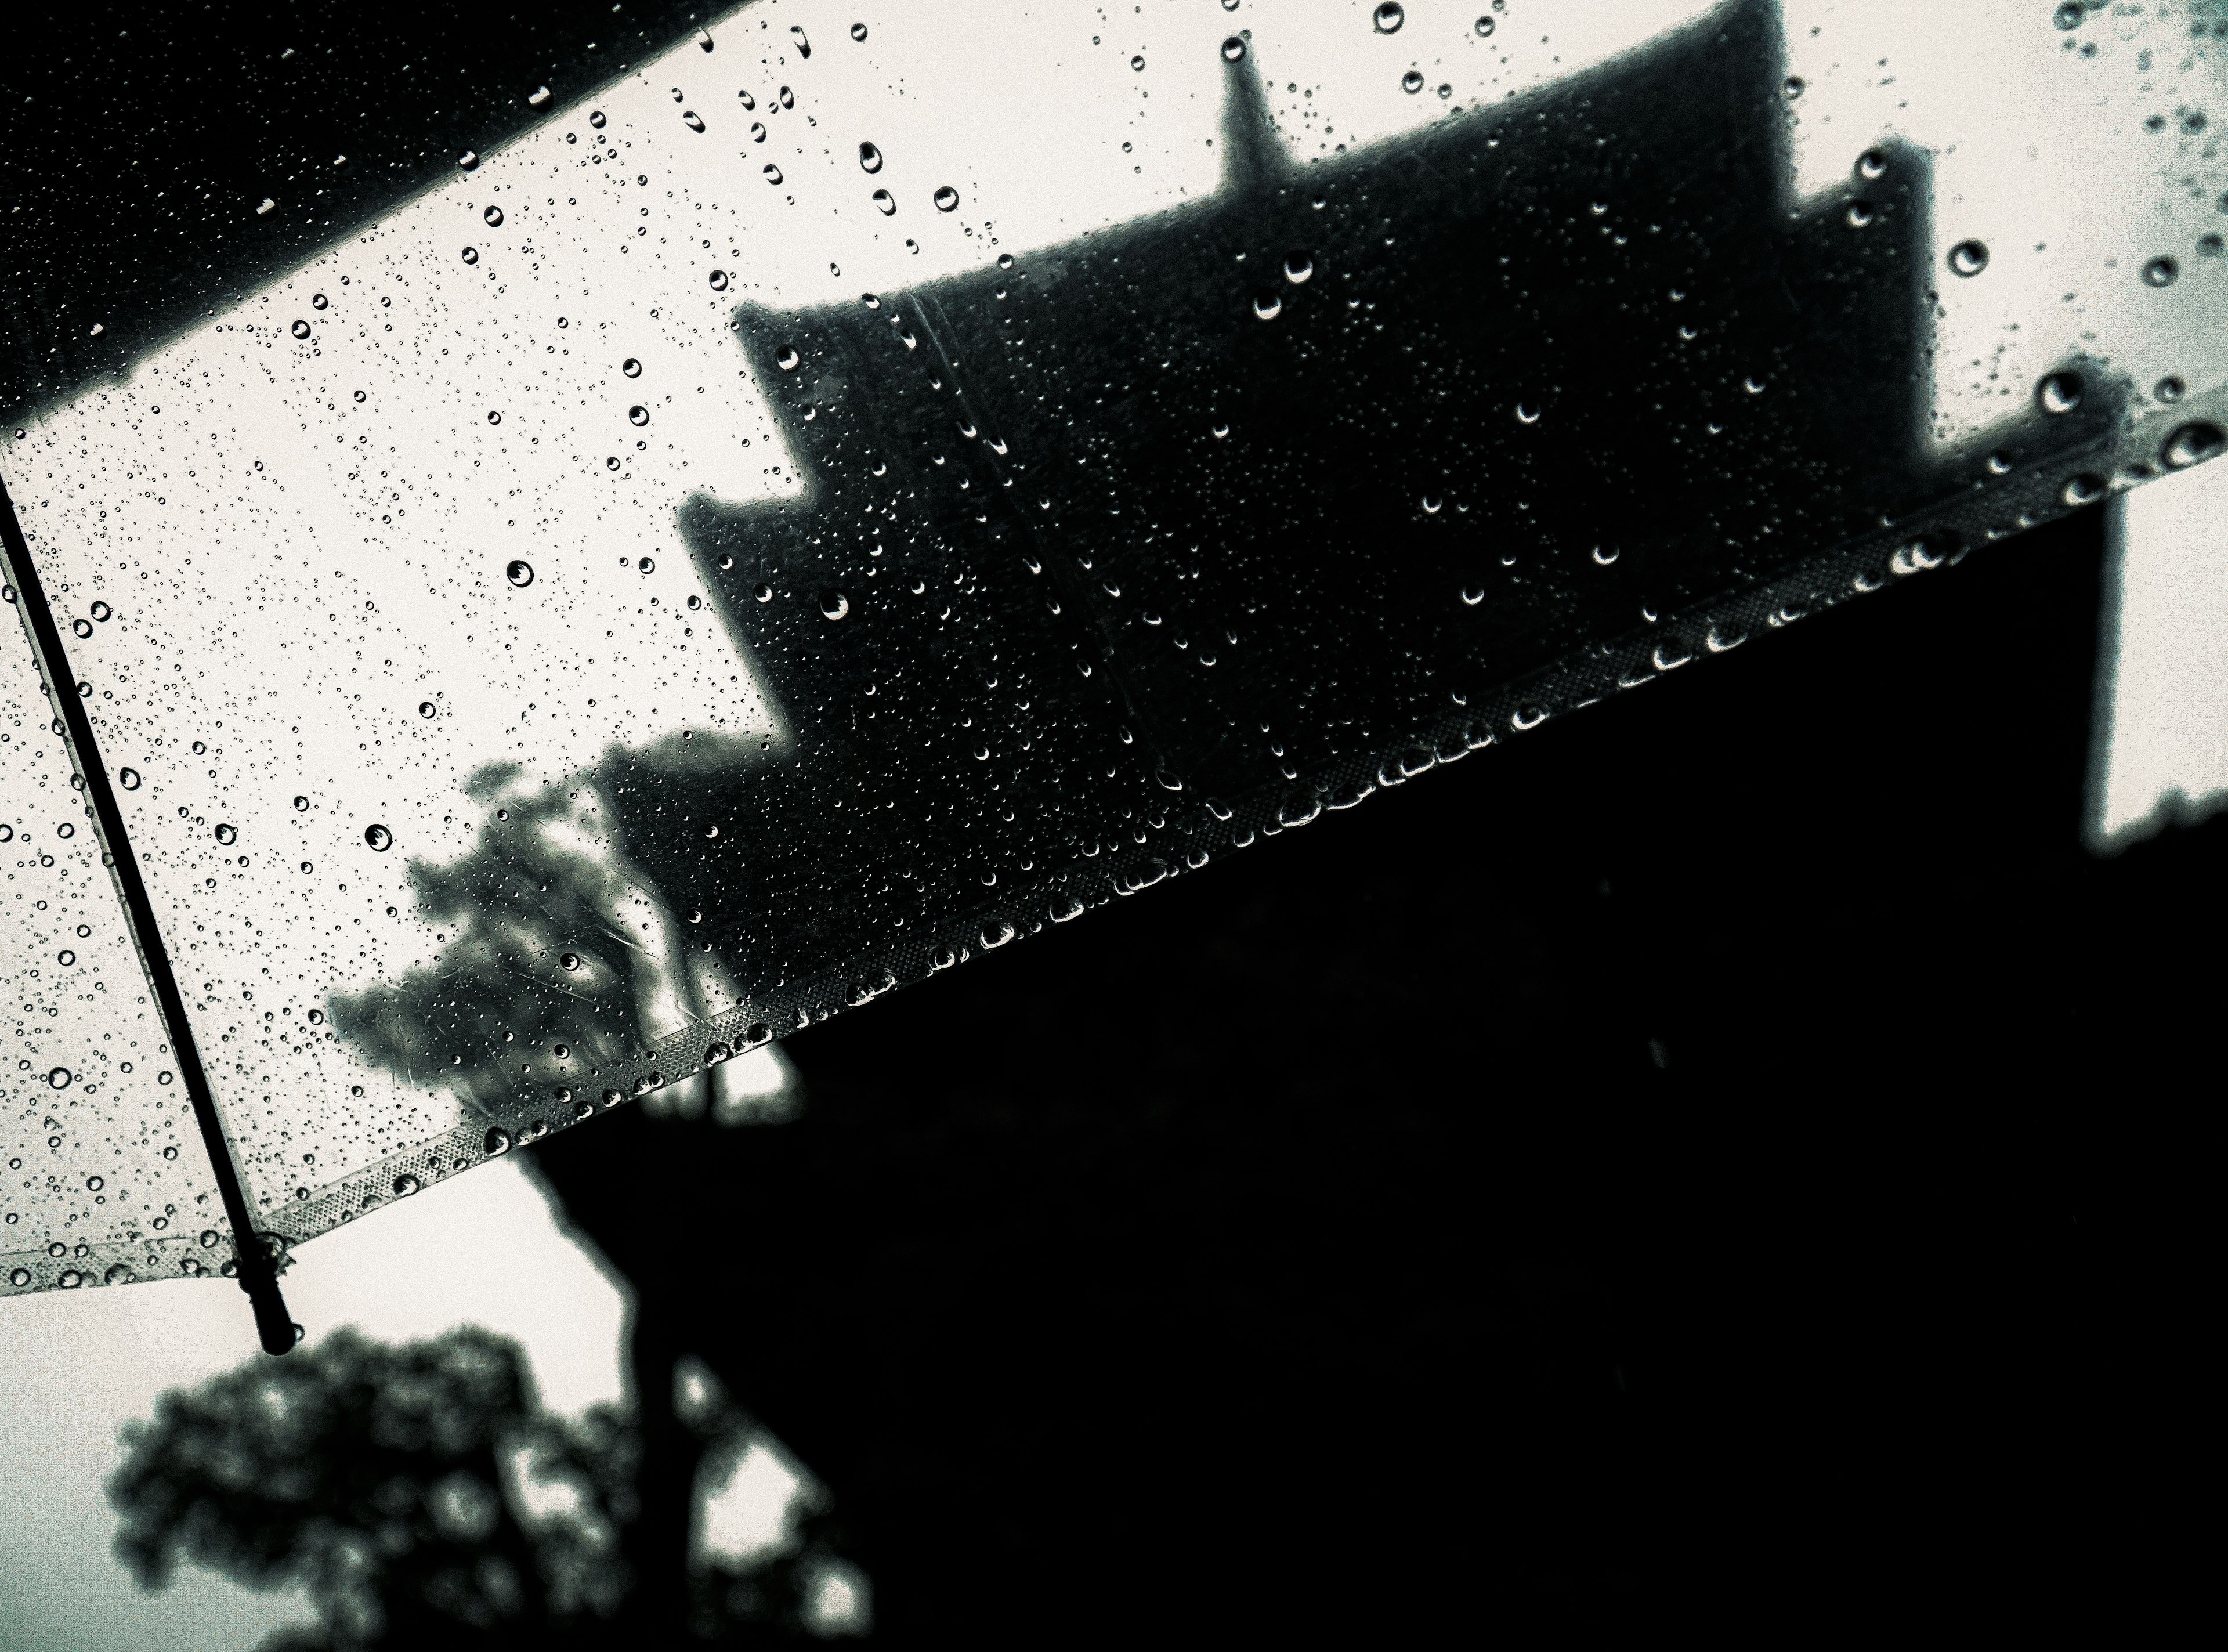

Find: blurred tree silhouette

[109,1326,855,1648]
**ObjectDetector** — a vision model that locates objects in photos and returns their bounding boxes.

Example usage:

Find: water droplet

[789,24,811,56]
[418,700,437,719]
[981,919,1017,949]
[559,952,583,973]
[393,1174,420,1197]
[776,346,801,371]
[310,294,330,313]
[461,246,479,265]
[710,269,731,291]
[58,1270,81,1289]
[851,22,869,42]
[486,410,502,425]
[85,1175,102,1191]
[628,403,650,427]
[1373,2,1405,32]
[589,111,606,129]
[290,794,309,813]
[364,823,393,851]
[1131,55,1146,71]
[2037,371,2084,415]
[1784,75,1806,97]
[2143,256,2178,288]
[57,950,75,966]
[1460,585,1485,605]
[762,164,784,185]
[2155,375,2186,404]
[1515,402,1540,424]
[682,109,706,133]
[505,559,535,588]
[308,1008,324,1025]
[162,1145,178,1160]
[871,189,896,215]
[1402,70,1424,93]
[2054,2,2085,28]
[290,319,311,340]
[638,555,656,573]
[485,1127,512,1155]
[1948,240,1989,277]
[2162,422,2226,469]
[458,152,479,171]
[933,185,960,213]
[1511,705,1547,731]
[2063,473,2106,507]
[213,823,237,845]
[779,85,795,109]
[1283,252,1314,284]
[1253,292,1283,321]
[1475,15,1496,35]
[1845,201,1874,229]
[859,141,884,173]
[48,1067,71,1089]
[8,1270,27,1288]
[820,590,851,620]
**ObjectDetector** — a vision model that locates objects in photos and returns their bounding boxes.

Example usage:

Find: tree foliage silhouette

[108,1326,855,1647]
[110,1328,632,1648]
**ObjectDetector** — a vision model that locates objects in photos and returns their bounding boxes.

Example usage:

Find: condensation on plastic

[0,585,226,1295]
[1,0,2223,1267]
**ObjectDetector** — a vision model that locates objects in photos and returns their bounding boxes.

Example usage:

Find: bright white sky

[2090,459,2228,846]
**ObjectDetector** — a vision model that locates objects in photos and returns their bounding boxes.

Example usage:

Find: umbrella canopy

[0,522,289,1346]
[3,0,2223,1342]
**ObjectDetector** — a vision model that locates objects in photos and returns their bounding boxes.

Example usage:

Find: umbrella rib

[0,472,296,1355]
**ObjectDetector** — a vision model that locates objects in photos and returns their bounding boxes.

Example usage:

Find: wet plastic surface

[0,584,224,1293]
[1,0,2222,1279]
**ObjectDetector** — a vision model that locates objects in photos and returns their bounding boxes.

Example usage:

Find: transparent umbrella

[3,0,2223,1349]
